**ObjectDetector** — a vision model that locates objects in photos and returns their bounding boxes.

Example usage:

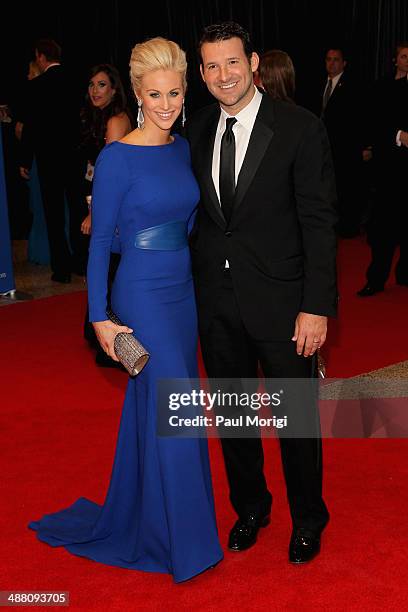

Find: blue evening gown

[29,135,223,582]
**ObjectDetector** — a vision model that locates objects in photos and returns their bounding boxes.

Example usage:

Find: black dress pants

[367,178,408,288]
[332,152,363,237]
[36,154,86,276]
[199,270,329,534]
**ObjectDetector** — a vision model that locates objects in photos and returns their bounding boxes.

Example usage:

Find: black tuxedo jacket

[320,73,365,160]
[20,65,77,169]
[373,76,408,154]
[371,76,408,206]
[186,93,338,341]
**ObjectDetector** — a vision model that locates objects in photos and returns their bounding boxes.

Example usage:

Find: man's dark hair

[35,39,62,63]
[198,21,253,63]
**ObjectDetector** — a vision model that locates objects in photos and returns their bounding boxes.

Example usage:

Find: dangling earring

[181,100,186,127]
[137,98,144,130]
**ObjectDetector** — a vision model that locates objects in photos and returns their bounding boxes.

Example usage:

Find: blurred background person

[394,42,408,80]
[19,39,81,283]
[15,61,41,141]
[14,59,50,265]
[258,49,295,103]
[79,64,133,367]
[79,64,133,236]
[320,48,366,238]
[358,44,408,296]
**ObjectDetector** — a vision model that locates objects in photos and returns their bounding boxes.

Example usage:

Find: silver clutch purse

[106,310,150,376]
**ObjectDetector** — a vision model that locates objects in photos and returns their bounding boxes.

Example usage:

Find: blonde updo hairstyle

[129,37,187,97]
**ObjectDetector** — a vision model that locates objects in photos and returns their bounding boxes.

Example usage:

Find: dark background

[1,0,407,238]
[2,0,408,113]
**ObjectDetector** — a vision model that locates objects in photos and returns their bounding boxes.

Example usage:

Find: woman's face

[137,69,184,131]
[88,71,115,109]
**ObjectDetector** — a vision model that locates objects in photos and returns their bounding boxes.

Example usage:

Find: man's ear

[250,52,260,73]
[199,64,206,83]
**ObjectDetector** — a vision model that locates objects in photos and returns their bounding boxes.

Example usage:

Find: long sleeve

[294,115,338,317]
[87,144,129,322]
[19,81,35,169]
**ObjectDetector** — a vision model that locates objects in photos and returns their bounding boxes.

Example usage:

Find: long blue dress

[29,135,223,582]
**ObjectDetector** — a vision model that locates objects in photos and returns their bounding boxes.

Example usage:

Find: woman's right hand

[92,320,133,361]
[81,213,92,235]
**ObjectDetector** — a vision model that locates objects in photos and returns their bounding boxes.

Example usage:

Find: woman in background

[258,49,295,103]
[80,64,133,366]
[80,64,133,235]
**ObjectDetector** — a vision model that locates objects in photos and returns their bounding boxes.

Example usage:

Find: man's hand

[292,312,328,357]
[400,131,408,148]
[19,166,30,180]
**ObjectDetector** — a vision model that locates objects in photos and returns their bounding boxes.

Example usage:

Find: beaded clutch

[106,310,150,376]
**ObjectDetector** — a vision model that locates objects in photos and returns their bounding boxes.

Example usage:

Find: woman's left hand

[92,320,133,361]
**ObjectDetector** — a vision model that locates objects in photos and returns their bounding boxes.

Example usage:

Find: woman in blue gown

[29,37,223,582]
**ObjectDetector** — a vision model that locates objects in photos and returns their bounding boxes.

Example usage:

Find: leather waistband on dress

[134,221,188,250]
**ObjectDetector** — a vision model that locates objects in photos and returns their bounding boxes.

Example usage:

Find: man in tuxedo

[358,69,408,296]
[20,39,82,283]
[320,48,366,237]
[186,22,337,564]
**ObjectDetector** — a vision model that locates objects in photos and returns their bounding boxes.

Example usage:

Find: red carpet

[1,238,408,610]
[324,237,408,377]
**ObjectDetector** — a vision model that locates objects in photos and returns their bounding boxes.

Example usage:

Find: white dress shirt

[211,86,263,268]
[323,71,343,103]
[43,63,61,73]
[212,86,263,202]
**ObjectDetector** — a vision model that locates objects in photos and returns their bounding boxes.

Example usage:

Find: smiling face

[137,69,184,132]
[325,50,346,78]
[88,71,115,109]
[395,47,408,75]
[200,37,259,115]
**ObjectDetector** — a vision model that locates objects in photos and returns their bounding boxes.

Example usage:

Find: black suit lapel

[232,96,274,216]
[327,73,345,105]
[195,107,226,227]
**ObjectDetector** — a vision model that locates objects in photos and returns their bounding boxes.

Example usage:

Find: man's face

[325,50,346,78]
[35,50,46,73]
[395,47,408,75]
[200,37,259,115]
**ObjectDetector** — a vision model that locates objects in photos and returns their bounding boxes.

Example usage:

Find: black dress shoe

[51,272,71,284]
[357,283,384,297]
[228,513,270,552]
[289,528,321,564]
